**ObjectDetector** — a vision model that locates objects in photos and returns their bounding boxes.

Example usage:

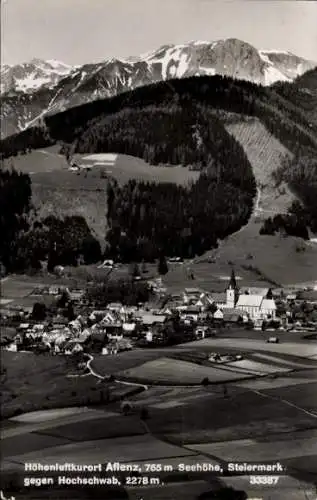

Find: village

[1,269,317,357]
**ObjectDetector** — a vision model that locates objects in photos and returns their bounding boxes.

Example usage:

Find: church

[215,269,277,321]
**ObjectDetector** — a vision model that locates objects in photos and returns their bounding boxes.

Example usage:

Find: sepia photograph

[1,0,317,498]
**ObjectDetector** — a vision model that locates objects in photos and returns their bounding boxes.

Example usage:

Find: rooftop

[236,294,263,307]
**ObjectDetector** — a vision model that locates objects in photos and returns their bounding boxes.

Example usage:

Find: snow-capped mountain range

[1,38,316,137]
[0,58,74,94]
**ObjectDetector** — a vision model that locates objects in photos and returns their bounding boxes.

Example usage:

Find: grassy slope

[0,349,142,420]
[218,116,317,285]
[165,212,317,291]
[1,350,96,419]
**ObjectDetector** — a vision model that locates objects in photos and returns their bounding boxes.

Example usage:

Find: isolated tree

[65,302,76,321]
[32,302,47,321]
[121,401,132,415]
[158,255,168,275]
[129,262,140,278]
[57,290,69,308]
[140,407,149,420]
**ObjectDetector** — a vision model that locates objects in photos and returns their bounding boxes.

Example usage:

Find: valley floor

[1,337,317,500]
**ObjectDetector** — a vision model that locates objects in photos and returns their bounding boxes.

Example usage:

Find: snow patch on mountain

[261,49,292,55]
[0,58,74,95]
[259,52,273,65]
[200,67,216,76]
[46,59,73,70]
[264,66,291,85]
[15,75,51,92]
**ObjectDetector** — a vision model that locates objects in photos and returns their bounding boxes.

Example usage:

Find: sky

[1,0,317,66]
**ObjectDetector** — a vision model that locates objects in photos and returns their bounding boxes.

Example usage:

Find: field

[163,218,317,291]
[0,350,139,420]
[0,274,85,311]
[119,357,253,385]
[1,338,317,499]
[143,377,317,444]
[77,153,200,185]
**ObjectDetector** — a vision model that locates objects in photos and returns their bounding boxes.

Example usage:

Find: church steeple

[228,268,237,290]
[226,268,239,308]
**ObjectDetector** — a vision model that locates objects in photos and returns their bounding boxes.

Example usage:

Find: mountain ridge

[1,38,315,138]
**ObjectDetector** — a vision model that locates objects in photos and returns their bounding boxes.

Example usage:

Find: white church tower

[226,268,239,308]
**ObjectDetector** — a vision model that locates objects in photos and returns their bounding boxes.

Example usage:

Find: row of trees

[86,278,151,306]
[259,211,310,239]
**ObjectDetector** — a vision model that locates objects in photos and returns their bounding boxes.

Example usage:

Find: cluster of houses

[2,270,317,356]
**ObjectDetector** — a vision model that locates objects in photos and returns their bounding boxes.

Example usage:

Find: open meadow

[163,218,317,291]
[0,349,139,420]
[118,357,253,385]
[77,152,200,185]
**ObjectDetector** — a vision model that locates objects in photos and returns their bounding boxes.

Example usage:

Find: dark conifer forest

[1,75,316,159]
[0,169,32,272]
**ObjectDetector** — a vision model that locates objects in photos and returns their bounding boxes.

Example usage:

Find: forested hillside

[1,75,316,159]
[274,67,317,127]
[1,73,317,264]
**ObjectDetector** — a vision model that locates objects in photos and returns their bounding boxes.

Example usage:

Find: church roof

[236,294,263,307]
[261,299,277,310]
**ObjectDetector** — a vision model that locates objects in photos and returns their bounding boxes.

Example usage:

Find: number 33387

[250,476,279,485]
